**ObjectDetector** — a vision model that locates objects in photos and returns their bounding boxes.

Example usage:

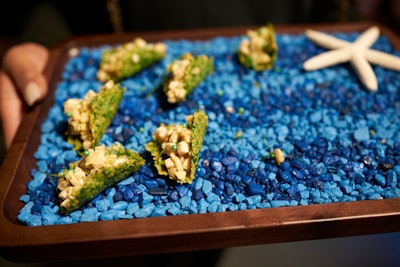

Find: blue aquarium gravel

[17,31,400,226]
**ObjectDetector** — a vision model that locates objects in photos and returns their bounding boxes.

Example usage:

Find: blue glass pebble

[211,161,223,172]
[126,202,140,215]
[110,201,128,210]
[135,203,155,218]
[152,206,167,217]
[202,180,213,194]
[95,198,111,212]
[374,174,386,187]
[80,207,100,222]
[140,191,154,205]
[221,156,238,166]
[247,182,264,195]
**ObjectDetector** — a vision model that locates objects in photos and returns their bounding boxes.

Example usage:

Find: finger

[2,43,49,106]
[0,72,25,148]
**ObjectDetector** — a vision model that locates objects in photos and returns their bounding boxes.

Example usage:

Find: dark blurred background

[1,0,399,50]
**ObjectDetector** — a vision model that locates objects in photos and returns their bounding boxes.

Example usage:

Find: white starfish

[303,26,400,91]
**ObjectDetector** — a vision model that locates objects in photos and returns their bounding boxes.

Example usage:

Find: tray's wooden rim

[1,22,400,263]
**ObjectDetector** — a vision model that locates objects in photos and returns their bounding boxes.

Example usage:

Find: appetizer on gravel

[57,142,145,214]
[97,37,167,82]
[64,80,125,152]
[238,23,278,70]
[145,110,208,184]
[163,53,213,103]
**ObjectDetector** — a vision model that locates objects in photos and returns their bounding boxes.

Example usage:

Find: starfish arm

[305,29,350,49]
[365,49,400,71]
[351,51,378,91]
[354,26,380,48]
[303,48,351,71]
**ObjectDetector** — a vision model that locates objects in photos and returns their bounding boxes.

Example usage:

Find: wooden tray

[1,22,400,263]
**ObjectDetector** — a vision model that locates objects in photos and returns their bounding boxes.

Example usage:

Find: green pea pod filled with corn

[145,110,208,184]
[163,53,213,104]
[97,38,167,82]
[57,142,145,214]
[64,80,125,153]
[238,23,278,71]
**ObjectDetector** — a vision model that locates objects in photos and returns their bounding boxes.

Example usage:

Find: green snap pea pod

[163,53,213,103]
[64,80,125,153]
[238,23,278,71]
[97,38,167,82]
[145,110,208,184]
[57,142,145,214]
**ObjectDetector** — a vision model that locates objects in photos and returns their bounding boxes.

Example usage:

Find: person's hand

[0,42,49,149]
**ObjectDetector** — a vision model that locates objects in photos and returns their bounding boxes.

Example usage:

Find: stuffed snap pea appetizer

[145,110,208,184]
[57,142,145,214]
[97,37,167,82]
[163,53,213,104]
[238,23,278,71]
[64,80,125,153]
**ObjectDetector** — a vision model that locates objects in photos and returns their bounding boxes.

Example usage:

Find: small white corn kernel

[164,158,175,169]
[274,148,285,165]
[170,153,182,170]
[191,67,200,75]
[177,141,190,155]
[175,170,187,182]
[154,126,168,141]
[131,53,140,63]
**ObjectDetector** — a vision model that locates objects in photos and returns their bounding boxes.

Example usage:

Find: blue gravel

[17,31,400,226]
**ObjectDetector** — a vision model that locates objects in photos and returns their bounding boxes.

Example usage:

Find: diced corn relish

[57,142,145,214]
[97,37,166,82]
[64,90,97,150]
[163,53,213,103]
[64,80,124,151]
[152,115,194,183]
[58,144,128,210]
[238,24,277,70]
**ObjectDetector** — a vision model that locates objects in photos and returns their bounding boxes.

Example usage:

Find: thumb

[2,42,49,106]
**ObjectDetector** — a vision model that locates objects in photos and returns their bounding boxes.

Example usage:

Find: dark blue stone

[211,171,221,179]
[176,185,189,197]
[144,180,158,189]
[168,190,179,202]
[227,164,237,173]
[225,183,235,196]
[212,151,223,161]
[320,174,333,182]
[247,182,264,195]
[113,191,124,202]
[323,154,339,166]
[228,148,240,157]
[280,161,291,171]
[291,169,305,180]
[214,188,224,196]
[279,170,293,183]
[291,159,307,170]
[192,189,204,201]
[31,204,42,215]
[156,178,167,187]
[287,185,299,199]
[149,187,168,195]
[221,156,238,166]
[197,167,206,176]
[123,188,135,201]
[313,180,325,190]
[215,180,225,191]
[241,175,253,185]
